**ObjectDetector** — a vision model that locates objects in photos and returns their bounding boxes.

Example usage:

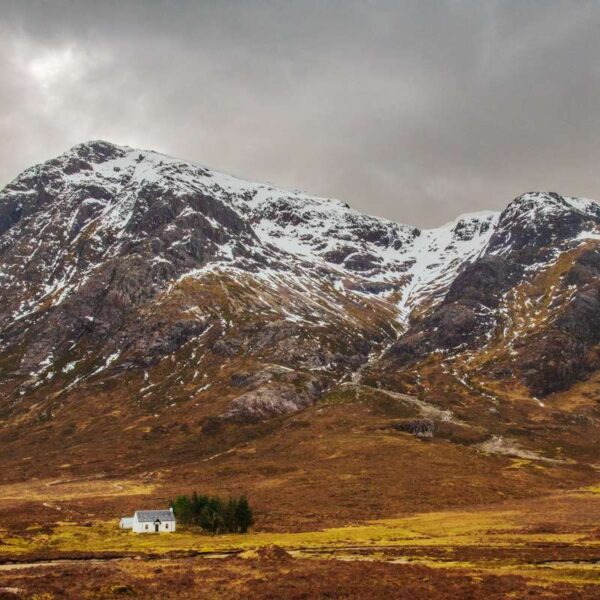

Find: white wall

[131,518,176,533]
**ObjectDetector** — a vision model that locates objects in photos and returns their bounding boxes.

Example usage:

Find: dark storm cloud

[1,0,599,226]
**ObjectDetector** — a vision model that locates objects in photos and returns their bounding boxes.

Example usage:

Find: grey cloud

[1,0,599,226]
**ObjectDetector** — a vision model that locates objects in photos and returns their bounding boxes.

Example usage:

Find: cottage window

[145,524,149,530]
[165,523,169,529]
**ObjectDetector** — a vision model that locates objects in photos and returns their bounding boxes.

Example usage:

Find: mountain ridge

[1,140,600,495]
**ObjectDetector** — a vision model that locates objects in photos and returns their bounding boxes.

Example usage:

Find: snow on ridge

[0,141,504,326]
[503,192,600,222]
[4,141,598,327]
[394,210,500,318]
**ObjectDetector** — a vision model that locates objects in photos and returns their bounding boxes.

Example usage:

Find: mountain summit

[1,141,600,492]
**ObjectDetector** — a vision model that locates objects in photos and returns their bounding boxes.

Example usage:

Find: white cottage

[120,509,176,533]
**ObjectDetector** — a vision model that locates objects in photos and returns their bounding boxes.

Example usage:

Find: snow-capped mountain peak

[2,141,600,410]
[0,141,504,326]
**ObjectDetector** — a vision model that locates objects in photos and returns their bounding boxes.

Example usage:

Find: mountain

[0,140,498,408]
[380,191,600,394]
[1,141,599,523]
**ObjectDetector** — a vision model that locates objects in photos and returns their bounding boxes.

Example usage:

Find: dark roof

[134,509,175,523]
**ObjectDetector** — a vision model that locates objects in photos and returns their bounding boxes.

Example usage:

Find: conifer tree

[235,495,254,533]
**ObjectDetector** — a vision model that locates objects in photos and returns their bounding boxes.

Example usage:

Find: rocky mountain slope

[1,141,599,491]
[381,192,600,391]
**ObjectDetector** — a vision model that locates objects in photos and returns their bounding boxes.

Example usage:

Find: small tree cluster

[170,492,254,534]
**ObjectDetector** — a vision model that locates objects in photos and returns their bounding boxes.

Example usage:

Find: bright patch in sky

[27,46,79,89]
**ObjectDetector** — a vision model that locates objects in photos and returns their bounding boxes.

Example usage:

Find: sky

[1,0,599,227]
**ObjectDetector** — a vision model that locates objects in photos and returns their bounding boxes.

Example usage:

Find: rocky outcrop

[222,376,327,421]
[392,418,436,437]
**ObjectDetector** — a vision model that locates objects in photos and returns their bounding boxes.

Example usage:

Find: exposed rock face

[388,254,522,365]
[223,382,319,422]
[487,192,600,256]
[516,247,600,395]
[218,368,329,421]
[393,418,436,437]
[444,256,522,308]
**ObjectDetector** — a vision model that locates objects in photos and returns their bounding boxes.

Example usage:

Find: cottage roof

[134,509,175,522]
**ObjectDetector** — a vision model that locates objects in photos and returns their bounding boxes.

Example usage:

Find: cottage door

[155,520,160,532]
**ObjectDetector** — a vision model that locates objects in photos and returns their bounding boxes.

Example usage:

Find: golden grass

[2,493,599,588]
[0,479,155,502]
[1,503,595,557]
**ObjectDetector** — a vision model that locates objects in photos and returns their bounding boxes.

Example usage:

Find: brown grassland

[1,486,600,598]
[1,337,600,598]
[1,405,599,598]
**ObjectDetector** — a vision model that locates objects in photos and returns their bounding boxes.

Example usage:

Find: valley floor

[1,553,598,600]
[0,483,599,598]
